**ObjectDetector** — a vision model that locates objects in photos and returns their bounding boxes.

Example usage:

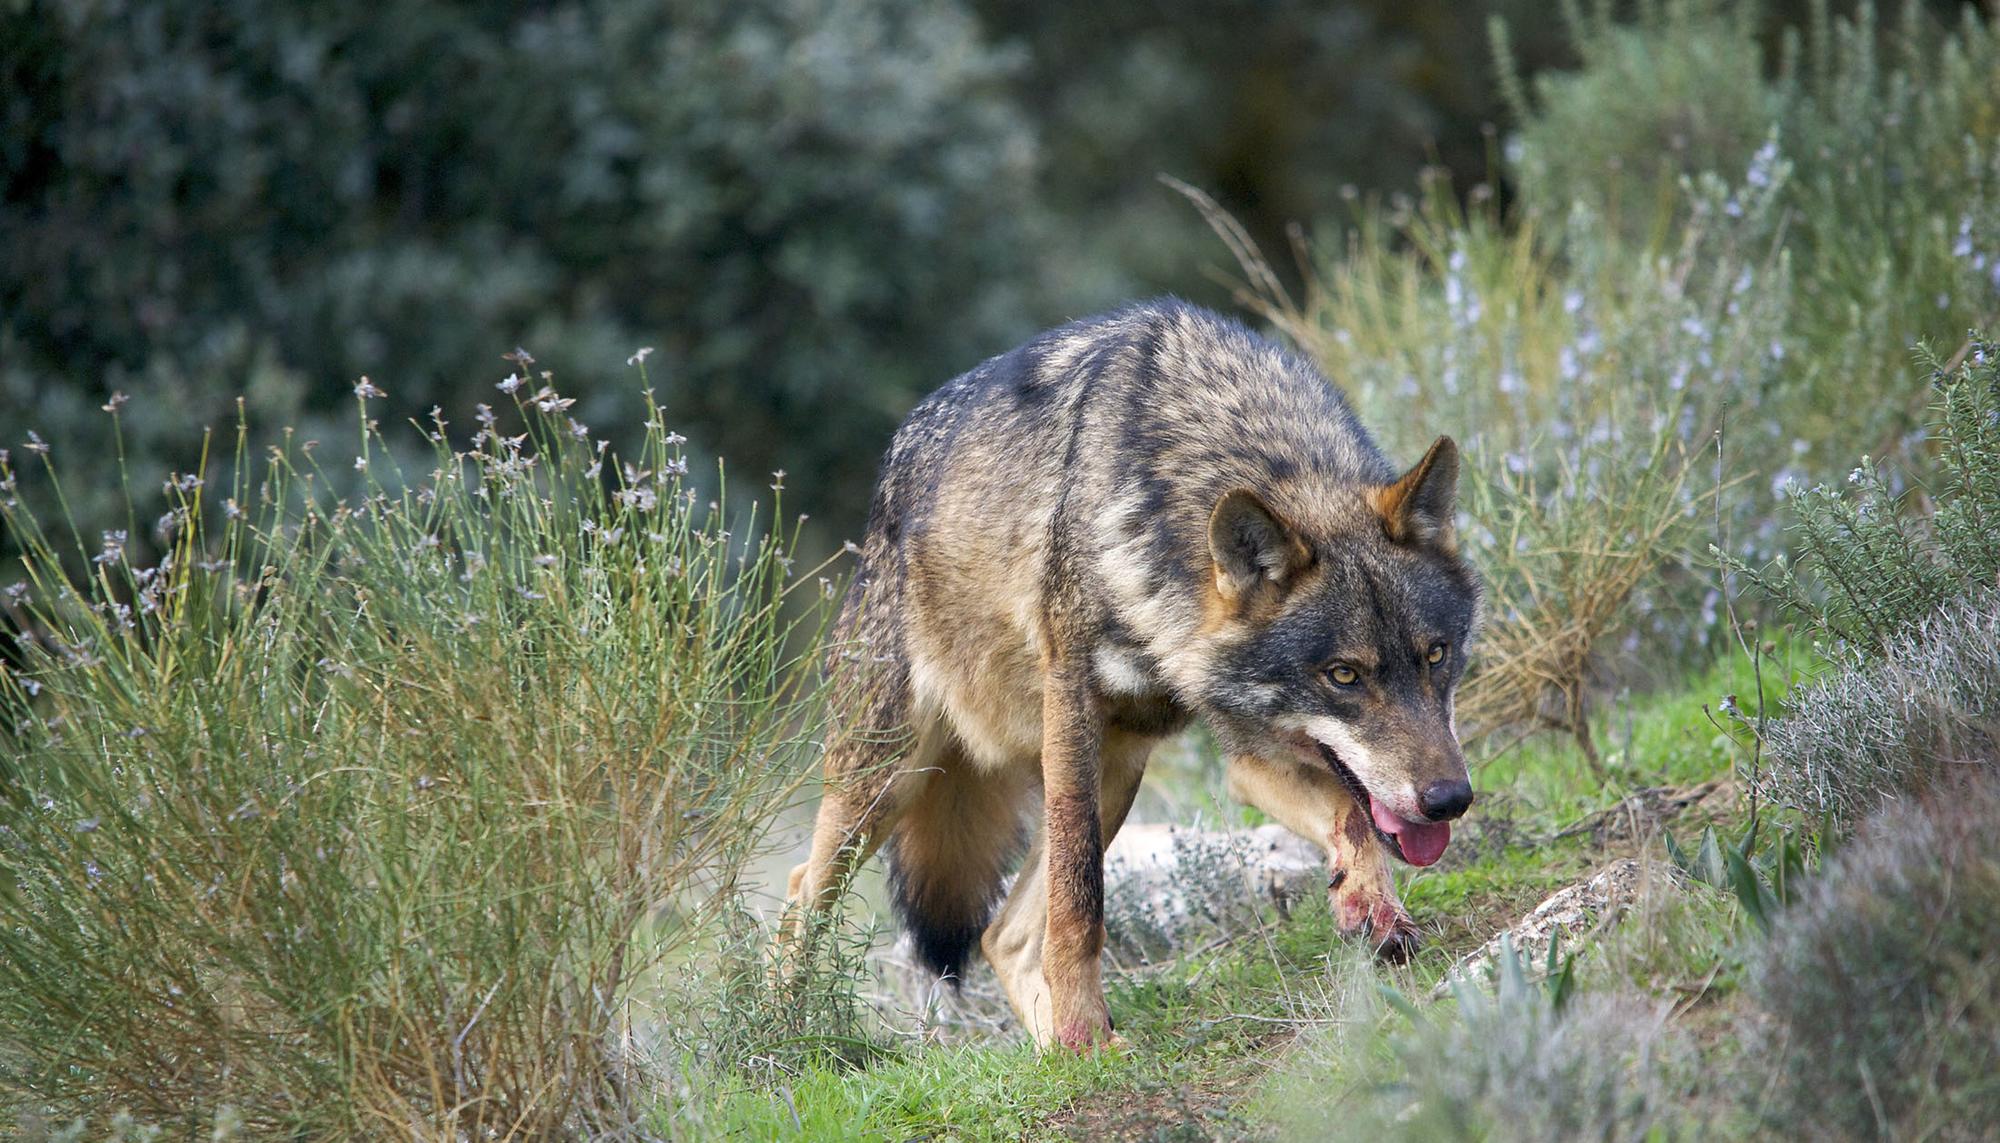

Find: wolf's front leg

[1036,664,1115,1050]
[985,732,1152,1047]
[1225,751,1420,960]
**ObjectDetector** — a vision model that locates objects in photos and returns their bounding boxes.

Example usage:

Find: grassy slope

[698,646,1804,1140]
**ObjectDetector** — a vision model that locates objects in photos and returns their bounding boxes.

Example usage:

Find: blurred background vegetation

[8,0,1946,556]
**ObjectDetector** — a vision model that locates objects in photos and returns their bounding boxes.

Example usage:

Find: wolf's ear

[1209,489,1312,601]
[1370,435,1459,552]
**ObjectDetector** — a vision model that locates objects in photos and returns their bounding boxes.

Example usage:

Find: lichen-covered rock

[1101,823,1325,960]
[1437,858,1649,996]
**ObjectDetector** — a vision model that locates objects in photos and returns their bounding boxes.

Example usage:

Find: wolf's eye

[1426,642,1448,666]
[1328,664,1359,686]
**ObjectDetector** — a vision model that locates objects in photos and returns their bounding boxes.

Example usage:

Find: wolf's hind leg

[785,737,927,912]
[776,715,933,982]
[1224,751,1419,961]
[983,732,1152,1047]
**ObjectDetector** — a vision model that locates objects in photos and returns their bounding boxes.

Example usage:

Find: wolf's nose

[1418,779,1474,822]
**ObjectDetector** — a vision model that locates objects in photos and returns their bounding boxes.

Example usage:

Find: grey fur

[783,299,1482,1046]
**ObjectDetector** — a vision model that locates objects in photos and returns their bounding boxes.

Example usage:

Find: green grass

[1472,638,1815,825]
[1400,839,1601,952]
[699,1041,1138,1140]
[696,887,1364,1140]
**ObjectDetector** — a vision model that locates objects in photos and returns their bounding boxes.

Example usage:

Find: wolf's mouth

[1314,744,1452,867]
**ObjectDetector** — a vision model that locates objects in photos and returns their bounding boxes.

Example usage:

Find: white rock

[1102,822,1324,955]
[1436,857,1652,996]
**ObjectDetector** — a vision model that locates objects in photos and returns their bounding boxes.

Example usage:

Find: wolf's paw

[1051,1010,1118,1053]
[1333,880,1420,961]
[1365,916,1421,963]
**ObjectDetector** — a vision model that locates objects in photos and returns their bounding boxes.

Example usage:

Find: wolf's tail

[886,762,1029,983]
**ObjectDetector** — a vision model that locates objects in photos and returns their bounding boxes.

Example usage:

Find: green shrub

[0,0,1044,543]
[1745,773,2000,1138]
[1501,1,2000,479]
[1496,0,1773,224]
[1761,587,2000,824]
[1737,338,2000,652]
[1769,2,2000,460]
[0,370,835,1135]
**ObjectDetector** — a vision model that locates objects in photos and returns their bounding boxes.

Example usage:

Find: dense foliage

[1751,348,2000,823]
[1504,0,2000,474]
[1738,340,2000,652]
[0,0,1583,552]
[2,0,1049,549]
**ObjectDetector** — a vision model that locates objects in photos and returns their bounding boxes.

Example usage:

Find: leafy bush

[983,0,1575,309]
[0,371,834,1134]
[1745,773,2000,1138]
[1775,3,2000,445]
[1495,0,1774,221]
[1737,339,2000,652]
[1761,586,2000,823]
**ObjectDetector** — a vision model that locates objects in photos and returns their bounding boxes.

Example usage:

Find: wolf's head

[1192,437,1480,866]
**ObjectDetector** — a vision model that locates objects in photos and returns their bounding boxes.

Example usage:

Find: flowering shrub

[0,362,833,1135]
[1734,339,2000,654]
[1504,0,2000,481]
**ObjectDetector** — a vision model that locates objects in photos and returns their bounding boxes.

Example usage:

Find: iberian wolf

[782,300,1479,1049]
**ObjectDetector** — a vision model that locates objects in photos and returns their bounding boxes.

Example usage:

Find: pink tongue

[1370,796,1452,867]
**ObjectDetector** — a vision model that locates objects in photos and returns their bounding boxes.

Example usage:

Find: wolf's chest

[1091,643,1193,737]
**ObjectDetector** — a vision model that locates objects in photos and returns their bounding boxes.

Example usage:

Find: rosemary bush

[1761,587,2000,824]
[0,368,834,1137]
[1736,339,2000,653]
[1502,0,2000,477]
